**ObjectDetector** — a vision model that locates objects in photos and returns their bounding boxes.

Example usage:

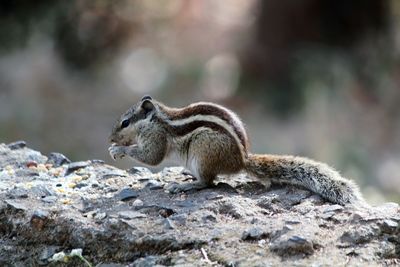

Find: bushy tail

[245,153,364,206]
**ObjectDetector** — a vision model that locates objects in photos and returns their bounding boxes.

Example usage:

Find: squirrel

[109,95,364,206]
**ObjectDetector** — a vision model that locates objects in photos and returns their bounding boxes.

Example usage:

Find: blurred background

[0,0,399,204]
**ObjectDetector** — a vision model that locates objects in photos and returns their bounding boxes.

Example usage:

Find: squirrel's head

[109,95,155,146]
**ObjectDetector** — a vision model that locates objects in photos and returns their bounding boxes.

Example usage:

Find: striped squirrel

[109,96,364,205]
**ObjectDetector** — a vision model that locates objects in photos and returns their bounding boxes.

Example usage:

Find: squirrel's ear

[141,99,154,113]
[141,95,152,101]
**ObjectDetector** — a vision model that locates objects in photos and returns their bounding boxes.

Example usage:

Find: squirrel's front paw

[108,145,127,160]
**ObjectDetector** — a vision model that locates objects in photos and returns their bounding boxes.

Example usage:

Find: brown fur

[109,97,365,206]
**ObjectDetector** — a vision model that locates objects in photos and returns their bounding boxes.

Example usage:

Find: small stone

[75,183,88,189]
[47,152,71,167]
[380,219,398,233]
[242,227,268,241]
[320,212,335,220]
[118,210,146,219]
[7,141,26,150]
[202,214,217,223]
[323,204,344,213]
[270,235,314,256]
[91,159,105,164]
[145,180,163,190]
[102,170,128,179]
[5,199,28,211]
[127,167,152,175]
[26,161,38,168]
[176,200,195,208]
[42,196,57,203]
[285,220,301,225]
[39,246,60,261]
[205,192,224,200]
[341,225,378,244]
[95,212,107,220]
[65,161,90,176]
[132,256,160,267]
[132,199,144,207]
[32,209,49,219]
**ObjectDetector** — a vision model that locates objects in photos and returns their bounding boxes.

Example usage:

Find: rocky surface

[0,141,399,266]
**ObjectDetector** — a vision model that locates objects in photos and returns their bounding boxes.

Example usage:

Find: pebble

[202,214,217,223]
[5,199,28,211]
[95,212,107,220]
[7,141,26,150]
[39,246,60,261]
[145,180,164,190]
[115,188,139,201]
[42,196,58,203]
[132,199,144,207]
[91,159,105,164]
[270,234,314,256]
[380,219,398,233]
[323,204,344,213]
[102,170,128,179]
[65,161,90,176]
[127,167,152,175]
[47,152,71,167]
[32,209,50,219]
[118,210,147,219]
[242,227,267,241]
[341,225,378,244]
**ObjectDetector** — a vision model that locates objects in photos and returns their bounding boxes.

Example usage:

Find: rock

[118,210,147,219]
[132,256,161,267]
[31,185,54,197]
[202,214,217,223]
[115,188,139,201]
[95,212,107,220]
[41,196,57,203]
[323,204,344,213]
[65,161,90,176]
[47,152,71,167]
[132,199,144,207]
[380,219,398,234]
[270,235,314,256]
[7,141,26,150]
[91,159,105,164]
[242,227,269,241]
[0,142,400,266]
[39,246,60,262]
[5,199,28,211]
[145,180,164,190]
[341,225,379,244]
[102,169,128,179]
[127,167,152,175]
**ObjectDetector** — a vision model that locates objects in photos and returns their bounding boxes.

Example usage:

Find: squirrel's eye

[120,119,130,129]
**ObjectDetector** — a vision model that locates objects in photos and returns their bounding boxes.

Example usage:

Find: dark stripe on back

[160,104,248,149]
